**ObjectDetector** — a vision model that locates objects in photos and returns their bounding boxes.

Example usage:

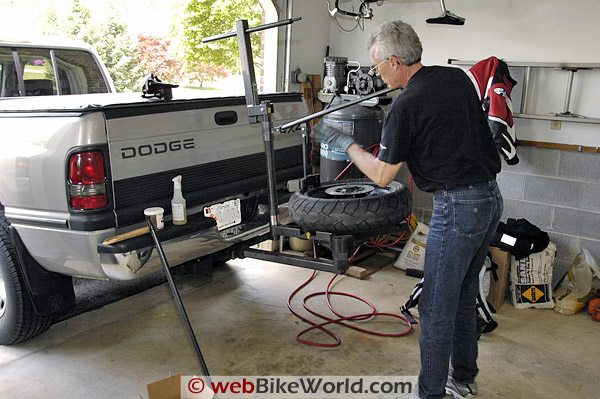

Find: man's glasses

[368,57,390,76]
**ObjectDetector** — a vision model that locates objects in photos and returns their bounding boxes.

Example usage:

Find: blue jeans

[417,180,503,399]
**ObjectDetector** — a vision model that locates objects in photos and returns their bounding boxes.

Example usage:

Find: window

[0,46,110,97]
[0,46,19,97]
[53,49,109,94]
[18,48,57,96]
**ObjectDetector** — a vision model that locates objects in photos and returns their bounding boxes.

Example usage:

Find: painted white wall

[291,0,600,147]
[287,1,332,91]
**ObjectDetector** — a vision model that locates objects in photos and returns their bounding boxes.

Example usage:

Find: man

[312,20,503,399]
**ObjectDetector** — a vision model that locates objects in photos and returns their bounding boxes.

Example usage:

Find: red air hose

[287,242,414,347]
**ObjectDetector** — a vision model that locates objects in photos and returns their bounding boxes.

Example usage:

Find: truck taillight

[68,151,108,210]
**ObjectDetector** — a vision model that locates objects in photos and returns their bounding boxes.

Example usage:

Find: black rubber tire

[0,217,54,345]
[289,179,412,236]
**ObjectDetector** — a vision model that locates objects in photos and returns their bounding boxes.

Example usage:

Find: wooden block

[345,266,370,279]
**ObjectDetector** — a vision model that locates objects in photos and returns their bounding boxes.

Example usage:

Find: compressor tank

[319,100,384,182]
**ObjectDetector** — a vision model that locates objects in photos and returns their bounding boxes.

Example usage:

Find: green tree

[180,0,263,86]
[47,0,142,92]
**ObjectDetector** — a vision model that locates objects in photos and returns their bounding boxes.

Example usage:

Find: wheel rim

[0,273,6,318]
[310,183,393,199]
[324,184,374,196]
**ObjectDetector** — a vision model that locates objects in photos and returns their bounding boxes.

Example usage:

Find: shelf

[447,59,600,70]
[514,113,600,124]
[448,58,600,124]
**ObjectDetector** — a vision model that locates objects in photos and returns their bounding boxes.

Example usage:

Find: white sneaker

[445,375,478,398]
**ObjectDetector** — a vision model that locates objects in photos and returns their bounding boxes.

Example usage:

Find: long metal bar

[283,0,294,91]
[261,103,280,237]
[244,248,345,274]
[301,129,309,178]
[514,113,599,124]
[202,17,301,43]
[277,86,397,131]
[520,65,532,114]
[236,19,260,113]
[562,69,575,115]
[439,0,448,13]
[448,59,600,69]
[147,219,212,382]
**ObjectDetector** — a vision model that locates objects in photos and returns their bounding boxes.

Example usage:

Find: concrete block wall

[395,146,600,286]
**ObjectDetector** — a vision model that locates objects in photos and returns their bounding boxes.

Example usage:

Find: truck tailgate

[103,93,307,226]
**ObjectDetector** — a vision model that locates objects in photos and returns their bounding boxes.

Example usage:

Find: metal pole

[202,17,301,43]
[439,0,448,13]
[147,219,212,382]
[301,129,309,178]
[277,86,397,131]
[236,19,260,117]
[261,102,280,236]
[283,0,294,91]
[520,66,531,114]
[562,69,576,115]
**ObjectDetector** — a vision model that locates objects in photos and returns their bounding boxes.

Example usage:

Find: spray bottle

[171,175,187,225]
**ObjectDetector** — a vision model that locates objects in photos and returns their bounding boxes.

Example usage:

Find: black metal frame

[203,18,396,275]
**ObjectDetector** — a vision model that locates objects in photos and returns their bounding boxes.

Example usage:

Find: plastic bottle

[171,175,187,225]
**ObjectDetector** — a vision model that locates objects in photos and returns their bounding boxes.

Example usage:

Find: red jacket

[467,56,519,165]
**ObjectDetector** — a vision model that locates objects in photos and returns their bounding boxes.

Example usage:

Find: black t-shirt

[377,66,501,192]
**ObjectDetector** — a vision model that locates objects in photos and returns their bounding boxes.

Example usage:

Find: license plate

[203,199,241,231]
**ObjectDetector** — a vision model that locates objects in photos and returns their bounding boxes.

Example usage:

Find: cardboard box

[148,374,215,399]
[487,246,511,311]
[147,373,181,399]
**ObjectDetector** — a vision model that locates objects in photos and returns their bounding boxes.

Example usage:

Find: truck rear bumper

[10,211,269,280]
[96,209,285,280]
[97,213,218,279]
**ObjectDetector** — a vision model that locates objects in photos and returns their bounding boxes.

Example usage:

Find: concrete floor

[0,257,598,398]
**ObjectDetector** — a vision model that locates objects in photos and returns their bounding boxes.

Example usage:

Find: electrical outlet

[550,120,562,130]
[291,67,302,84]
[291,67,308,84]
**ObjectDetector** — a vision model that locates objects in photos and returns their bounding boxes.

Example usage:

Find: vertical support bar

[11,50,25,96]
[301,127,309,178]
[562,69,576,115]
[261,101,280,237]
[236,19,260,116]
[520,66,531,114]
[49,49,61,95]
[283,0,294,91]
[439,0,448,13]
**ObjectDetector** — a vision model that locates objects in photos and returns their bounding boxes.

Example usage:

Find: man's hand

[310,122,355,152]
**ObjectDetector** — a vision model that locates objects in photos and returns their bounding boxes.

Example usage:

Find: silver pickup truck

[0,39,307,345]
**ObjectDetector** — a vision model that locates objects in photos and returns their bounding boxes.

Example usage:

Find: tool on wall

[326,0,385,31]
[326,0,384,20]
[426,0,465,25]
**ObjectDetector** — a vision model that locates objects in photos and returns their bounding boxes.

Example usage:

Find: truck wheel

[289,179,412,236]
[0,218,53,345]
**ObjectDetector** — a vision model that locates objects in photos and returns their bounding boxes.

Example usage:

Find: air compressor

[317,55,387,182]
[319,99,384,182]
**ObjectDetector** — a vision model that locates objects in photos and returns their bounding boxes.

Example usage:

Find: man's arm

[347,143,402,187]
